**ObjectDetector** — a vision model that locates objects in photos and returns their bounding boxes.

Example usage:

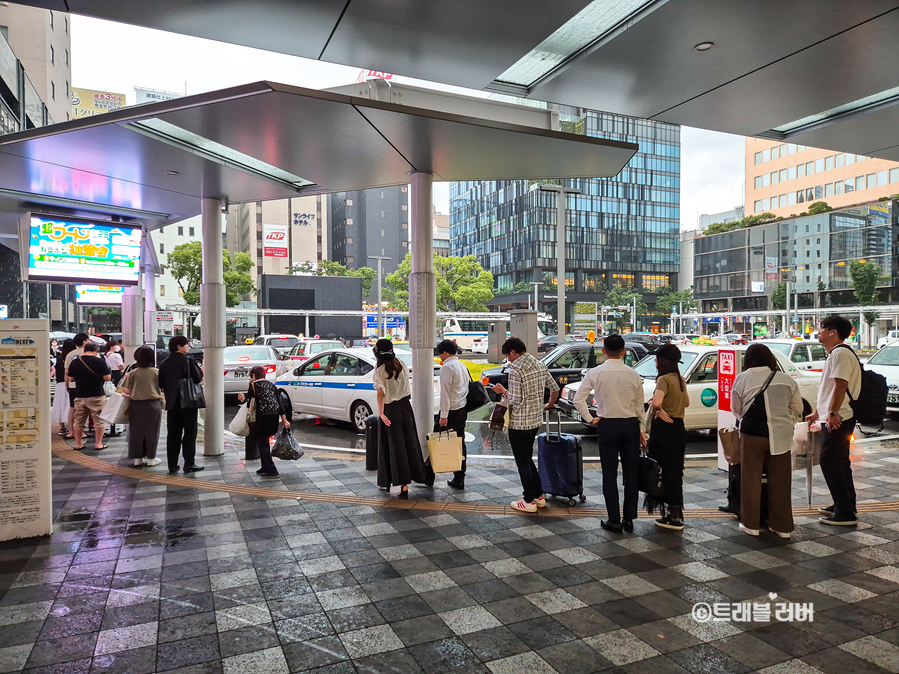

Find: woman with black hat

[647,343,689,530]
[372,338,427,498]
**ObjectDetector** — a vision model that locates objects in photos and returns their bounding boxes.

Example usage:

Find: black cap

[656,343,682,363]
[373,338,395,359]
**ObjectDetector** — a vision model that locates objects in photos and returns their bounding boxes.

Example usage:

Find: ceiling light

[764,85,899,138]
[489,0,665,92]
[165,170,179,176]
[123,118,315,192]
[694,42,714,51]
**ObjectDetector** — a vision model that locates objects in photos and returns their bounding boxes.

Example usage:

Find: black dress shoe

[601,520,623,534]
[183,465,205,473]
[623,519,634,533]
[446,479,465,490]
[168,466,179,474]
[257,471,279,477]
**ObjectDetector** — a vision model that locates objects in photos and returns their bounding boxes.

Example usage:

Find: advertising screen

[24,216,142,284]
[75,285,125,305]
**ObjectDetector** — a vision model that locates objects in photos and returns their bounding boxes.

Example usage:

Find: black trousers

[435,408,468,481]
[509,427,542,502]
[820,418,857,518]
[597,418,640,522]
[647,417,686,508]
[253,433,277,474]
[166,407,198,471]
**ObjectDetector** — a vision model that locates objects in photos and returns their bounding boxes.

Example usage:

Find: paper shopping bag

[427,431,463,473]
[100,392,130,425]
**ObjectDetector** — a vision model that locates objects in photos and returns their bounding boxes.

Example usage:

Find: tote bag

[229,402,251,437]
[179,357,206,409]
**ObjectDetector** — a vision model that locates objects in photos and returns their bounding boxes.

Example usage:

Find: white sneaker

[132,459,143,466]
[739,523,760,536]
[535,495,547,508]
[145,458,162,467]
[770,530,791,539]
[511,499,537,513]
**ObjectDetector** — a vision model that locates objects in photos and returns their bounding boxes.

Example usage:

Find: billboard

[71,88,126,118]
[22,215,142,285]
[765,256,778,281]
[75,285,124,305]
[573,302,598,335]
[134,87,183,104]
[263,224,289,257]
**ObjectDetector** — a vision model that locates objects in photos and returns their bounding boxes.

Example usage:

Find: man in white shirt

[805,316,861,526]
[436,339,470,488]
[574,334,646,533]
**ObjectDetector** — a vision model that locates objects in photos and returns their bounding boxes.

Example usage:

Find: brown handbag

[718,427,741,464]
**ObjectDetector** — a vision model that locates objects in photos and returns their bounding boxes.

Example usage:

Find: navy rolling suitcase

[537,411,586,506]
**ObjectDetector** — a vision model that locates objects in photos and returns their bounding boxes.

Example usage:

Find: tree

[384,253,494,311]
[168,241,255,307]
[771,280,787,310]
[653,286,697,317]
[703,212,779,235]
[849,259,881,347]
[514,281,533,293]
[605,286,648,331]
[286,259,375,296]
[807,201,832,215]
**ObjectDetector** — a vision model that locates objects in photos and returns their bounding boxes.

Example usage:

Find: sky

[70,15,745,230]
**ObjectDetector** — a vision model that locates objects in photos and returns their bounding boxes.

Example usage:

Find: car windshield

[541,346,567,363]
[224,347,271,362]
[396,353,413,368]
[291,343,307,355]
[268,337,298,348]
[765,343,793,357]
[633,351,699,379]
[868,346,899,366]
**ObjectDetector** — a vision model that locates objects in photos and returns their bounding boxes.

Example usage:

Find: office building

[698,206,743,231]
[746,138,899,218]
[693,199,898,325]
[450,109,679,324]
[329,186,409,301]
[0,3,70,125]
[679,230,696,292]
[433,210,450,257]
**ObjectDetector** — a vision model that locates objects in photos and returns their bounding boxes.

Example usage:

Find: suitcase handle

[543,409,563,442]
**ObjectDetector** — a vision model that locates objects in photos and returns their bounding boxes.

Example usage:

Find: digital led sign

[23,215,142,284]
[75,285,125,305]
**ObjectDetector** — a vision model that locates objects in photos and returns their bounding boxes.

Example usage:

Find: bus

[443,315,553,351]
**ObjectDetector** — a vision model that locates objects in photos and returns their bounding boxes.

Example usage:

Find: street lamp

[368,255,391,338]
[529,281,542,313]
[532,183,581,341]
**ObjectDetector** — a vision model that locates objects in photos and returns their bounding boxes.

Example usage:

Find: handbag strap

[833,344,862,402]
[747,370,776,411]
[78,355,104,379]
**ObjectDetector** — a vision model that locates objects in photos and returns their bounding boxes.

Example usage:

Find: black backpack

[835,344,887,428]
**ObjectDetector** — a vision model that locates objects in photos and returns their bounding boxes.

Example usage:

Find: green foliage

[771,280,787,310]
[559,118,586,135]
[807,201,832,215]
[168,241,255,307]
[702,212,779,236]
[514,281,533,293]
[287,259,376,296]
[384,253,495,312]
[849,260,882,337]
[605,286,648,329]
[653,287,697,317]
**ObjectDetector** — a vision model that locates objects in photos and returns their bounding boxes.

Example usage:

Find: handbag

[247,381,257,423]
[638,451,662,496]
[229,402,251,437]
[178,357,206,410]
[100,391,131,425]
[718,426,741,464]
[465,372,491,412]
[489,396,509,431]
[427,430,464,473]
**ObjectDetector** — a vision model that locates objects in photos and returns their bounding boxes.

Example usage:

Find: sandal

[94,445,109,450]
[74,446,85,451]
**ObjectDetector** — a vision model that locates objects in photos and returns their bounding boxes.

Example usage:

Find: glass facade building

[694,200,898,314]
[449,109,680,317]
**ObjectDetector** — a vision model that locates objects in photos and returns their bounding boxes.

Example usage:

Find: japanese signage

[718,350,736,412]
[157,311,174,333]
[751,281,764,293]
[23,215,142,285]
[263,224,289,257]
[573,302,598,335]
[71,87,127,118]
[75,285,124,305]
[134,87,182,104]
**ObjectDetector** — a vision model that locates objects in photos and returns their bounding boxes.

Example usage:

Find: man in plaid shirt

[491,337,560,512]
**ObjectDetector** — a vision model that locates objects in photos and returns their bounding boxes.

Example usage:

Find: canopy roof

[15,0,899,159]
[0,80,636,243]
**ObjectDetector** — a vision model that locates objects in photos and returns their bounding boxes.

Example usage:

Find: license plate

[233,371,248,378]
[570,410,581,422]
[889,394,899,404]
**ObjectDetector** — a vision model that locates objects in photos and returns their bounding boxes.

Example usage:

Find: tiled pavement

[3,435,899,672]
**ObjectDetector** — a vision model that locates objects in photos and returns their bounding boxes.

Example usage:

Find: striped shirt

[507,353,559,430]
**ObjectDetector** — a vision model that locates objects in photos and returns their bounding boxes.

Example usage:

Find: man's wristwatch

[828,411,838,417]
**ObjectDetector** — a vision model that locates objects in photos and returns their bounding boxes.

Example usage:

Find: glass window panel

[835,180,844,195]
[891,167,899,183]
[866,173,875,189]
[779,169,787,182]
[835,153,844,168]
[825,183,833,197]
[770,171,778,185]
[754,176,762,189]
[762,149,771,162]
[815,185,823,199]
[878,170,887,186]
[845,179,854,193]
[806,161,815,175]
[825,156,834,171]
[788,144,796,155]
[762,198,770,209]
[806,188,814,201]
[779,144,788,158]
[797,163,806,178]
[796,190,804,203]
[856,176,864,191]
[788,192,796,206]
[762,174,770,187]
[754,200,762,213]
[779,194,787,208]
[787,166,796,180]
[754,152,762,164]
[815,159,824,173]
[845,153,855,165]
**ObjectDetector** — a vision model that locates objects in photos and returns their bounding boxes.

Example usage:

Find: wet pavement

[3,423,899,672]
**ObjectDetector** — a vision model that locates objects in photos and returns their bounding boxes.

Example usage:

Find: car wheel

[351,401,373,432]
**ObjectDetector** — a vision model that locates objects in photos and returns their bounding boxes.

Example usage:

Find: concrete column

[122,275,143,364]
[408,172,435,453]
[201,199,225,456]
[143,255,156,344]
[556,191,566,341]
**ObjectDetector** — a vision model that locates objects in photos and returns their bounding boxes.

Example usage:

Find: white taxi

[275,347,440,432]
[863,344,899,413]
[761,339,828,372]
[559,345,820,431]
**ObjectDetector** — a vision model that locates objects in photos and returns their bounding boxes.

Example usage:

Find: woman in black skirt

[646,344,689,530]
[238,366,291,478]
[372,339,427,498]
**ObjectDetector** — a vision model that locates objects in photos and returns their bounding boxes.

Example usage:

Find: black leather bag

[465,375,491,412]
[638,454,662,496]
[179,358,206,410]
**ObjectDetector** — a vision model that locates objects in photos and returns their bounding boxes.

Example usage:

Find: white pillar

[143,255,156,343]
[556,191,566,341]
[409,172,435,453]
[201,199,225,456]
[122,276,143,364]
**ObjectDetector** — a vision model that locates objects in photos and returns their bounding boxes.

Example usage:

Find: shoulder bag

[465,369,491,412]
[178,357,207,409]
[719,370,775,465]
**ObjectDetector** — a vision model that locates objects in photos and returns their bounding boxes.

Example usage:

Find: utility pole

[529,282,542,314]
[368,255,391,338]
[534,183,581,341]
[632,296,637,332]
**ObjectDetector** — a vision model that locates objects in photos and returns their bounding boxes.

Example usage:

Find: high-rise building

[698,206,743,231]
[0,3,71,125]
[433,209,450,258]
[745,138,899,218]
[450,109,679,326]
[329,186,409,301]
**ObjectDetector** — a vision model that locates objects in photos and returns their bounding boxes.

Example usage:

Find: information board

[573,302,598,335]
[21,214,142,285]
[75,284,125,305]
[0,319,52,540]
